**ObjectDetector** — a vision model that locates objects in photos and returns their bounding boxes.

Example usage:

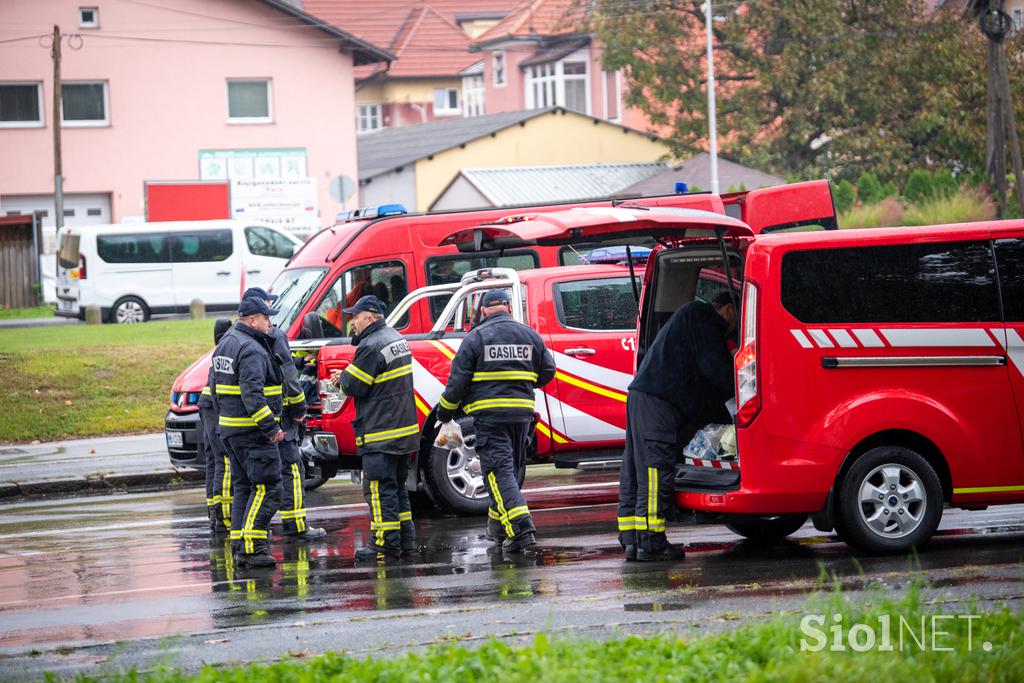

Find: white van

[55,220,303,323]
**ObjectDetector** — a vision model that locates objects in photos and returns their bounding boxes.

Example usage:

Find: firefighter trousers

[361,451,413,554]
[225,431,283,556]
[200,407,232,530]
[278,439,308,534]
[476,418,535,541]
[617,390,687,553]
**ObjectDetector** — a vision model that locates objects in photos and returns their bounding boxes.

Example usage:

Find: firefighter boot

[502,532,536,553]
[236,550,277,568]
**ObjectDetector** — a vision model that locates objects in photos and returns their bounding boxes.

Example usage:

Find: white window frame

[433,87,461,116]
[357,102,382,133]
[0,81,45,129]
[602,68,622,122]
[226,78,273,125]
[61,80,109,128]
[79,6,99,29]
[1014,8,1023,31]
[523,49,591,115]
[492,50,507,87]
[462,74,485,118]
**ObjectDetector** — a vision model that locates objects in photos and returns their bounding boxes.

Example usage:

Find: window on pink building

[227,79,272,124]
[493,51,506,87]
[604,69,619,121]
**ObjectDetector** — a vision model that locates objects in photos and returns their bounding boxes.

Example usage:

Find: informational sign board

[230,178,320,233]
[145,181,230,222]
[199,149,308,181]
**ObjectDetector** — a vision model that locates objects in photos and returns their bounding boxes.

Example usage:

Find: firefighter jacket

[198,363,216,412]
[437,311,556,423]
[338,318,418,456]
[268,326,307,440]
[212,322,284,440]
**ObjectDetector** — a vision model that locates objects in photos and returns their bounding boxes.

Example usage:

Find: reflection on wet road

[0,466,1021,680]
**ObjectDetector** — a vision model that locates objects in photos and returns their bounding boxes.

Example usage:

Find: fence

[0,215,41,309]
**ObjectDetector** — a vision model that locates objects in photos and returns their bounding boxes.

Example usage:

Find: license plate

[166,431,184,448]
[60,300,73,311]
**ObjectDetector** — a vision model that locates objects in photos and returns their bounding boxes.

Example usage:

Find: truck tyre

[303,461,338,491]
[835,446,943,555]
[424,443,491,516]
[725,514,808,543]
[110,296,149,324]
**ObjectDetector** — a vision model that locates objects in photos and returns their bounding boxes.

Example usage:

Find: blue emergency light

[674,182,688,194]
[335,203,407,223]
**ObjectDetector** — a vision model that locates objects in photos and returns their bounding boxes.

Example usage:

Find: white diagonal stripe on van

[828,329,858,348]
[411,359,445,406]
[790,330,813,348]
[881,328,995,348]
[852,329,885,347]
[543,391,624,441]
[550,351,633,393]
[1004,329,1024,378]
[808,329,834,348]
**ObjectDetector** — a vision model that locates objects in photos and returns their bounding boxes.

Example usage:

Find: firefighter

[436,289,556,553]
[199,318,233,534]
[214,296,286,568]
[242,288,327,542]
[617,291,737,562]
[334,295,418,561]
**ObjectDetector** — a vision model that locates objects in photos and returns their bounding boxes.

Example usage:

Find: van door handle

[565,347,596,356]
[247,269,261,275]
[216,271,231,276]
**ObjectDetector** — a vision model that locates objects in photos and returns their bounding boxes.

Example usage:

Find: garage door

[1,193,112,251]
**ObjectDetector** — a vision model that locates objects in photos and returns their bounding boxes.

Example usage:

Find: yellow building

[358,107,669,212]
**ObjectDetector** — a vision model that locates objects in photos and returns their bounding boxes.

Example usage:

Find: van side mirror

[300,312,324,340]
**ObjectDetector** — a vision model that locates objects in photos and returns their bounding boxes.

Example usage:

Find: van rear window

[781,240,999,323]
[58,233,80,269]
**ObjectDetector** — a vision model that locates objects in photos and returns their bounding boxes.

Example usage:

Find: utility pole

[51,24,64,232]
[705,0,719,195]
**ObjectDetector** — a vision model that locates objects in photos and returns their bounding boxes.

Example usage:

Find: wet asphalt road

[0,466,1021,681]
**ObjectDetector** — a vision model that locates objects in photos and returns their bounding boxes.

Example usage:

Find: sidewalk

[0,433,202,498]
[0,316,78,329]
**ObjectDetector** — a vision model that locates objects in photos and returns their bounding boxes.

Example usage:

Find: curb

[0,469,205,499]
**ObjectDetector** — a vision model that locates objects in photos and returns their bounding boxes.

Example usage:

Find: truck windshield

[269,267,327,332]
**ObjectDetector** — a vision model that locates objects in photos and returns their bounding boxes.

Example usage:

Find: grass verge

[0,319,213,443]
[72,587,1021,682]
[840,189,995,229]
[0,305,56,320]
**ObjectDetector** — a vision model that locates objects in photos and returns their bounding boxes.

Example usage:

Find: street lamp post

[705,0,719,195]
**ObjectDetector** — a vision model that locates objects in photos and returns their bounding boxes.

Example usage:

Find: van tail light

[735,281,760,427]
[319,361,350,416]
[78,254,87,280]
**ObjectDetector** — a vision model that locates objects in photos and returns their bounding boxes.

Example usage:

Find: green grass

[0,319,214,442]
[839,189,995,229]
[0,304,55,320]
[68,588,1021,683]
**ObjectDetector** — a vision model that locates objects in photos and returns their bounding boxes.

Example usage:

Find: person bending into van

[436,289,557,553]
[214,296,286,568]
[335,295,419,561]
[617,291,737,562]
[199,318,233,535]
[242,288,327,542]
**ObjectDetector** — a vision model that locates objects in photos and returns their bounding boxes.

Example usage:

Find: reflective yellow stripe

[201,387,212,396]
[399,511,412,522]
[439,395,460,410]
[218,415,281,427]
[374,365,412,383]
[370,480,384,547]
[506,505,530,520]
[647,467,661,533]
[487,472,515,539]
[243,484,265,553]
[241,529,268,539]
[230,530,243,540]
[471,371,539,382]
[221,455,232,526]
[216,384,241,395]
[251,406,272,422]
[414,394,430,416]
[464,397,535,413]
[345,363,374,385]
[487,507,501,520]
[206,497,219,506]
[534,421,569,445]
[279,509,308,519]
[555,371,627,403]
[356,423,419,446]
[954,485,1024,494]
[285,393,305,406]
[428,339,456,360]
[370,521,402,530]
[291,462,305,533]
[617,516,648,531]
[263,385,282,396]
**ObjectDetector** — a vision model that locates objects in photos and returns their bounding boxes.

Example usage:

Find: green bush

[856,172,885,204]
[833,179,856,213]
[933,169,958,199]
[881,181,899,199]
[904,169,935,204]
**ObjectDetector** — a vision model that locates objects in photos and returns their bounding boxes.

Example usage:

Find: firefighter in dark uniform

[617,291,737,562]
[242,288,327,541]
[335,295,418,561]
[213,296,286,568]
[436,289,556,552]
[199,318,233,534]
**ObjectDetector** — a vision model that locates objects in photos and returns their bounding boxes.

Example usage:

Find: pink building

[0,0,390,245]
[472,0,652,131]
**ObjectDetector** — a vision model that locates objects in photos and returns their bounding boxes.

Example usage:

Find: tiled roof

[472,0,587,46]
[303,1,518,78]
[619,153,787,196]
[359,109,546,179]
[452,162,670,207]
[256,0,393,65]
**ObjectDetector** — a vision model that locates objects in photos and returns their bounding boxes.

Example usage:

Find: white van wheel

[111,296,149,324]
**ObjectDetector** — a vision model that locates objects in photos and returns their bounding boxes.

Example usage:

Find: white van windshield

[270,267,327,332]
